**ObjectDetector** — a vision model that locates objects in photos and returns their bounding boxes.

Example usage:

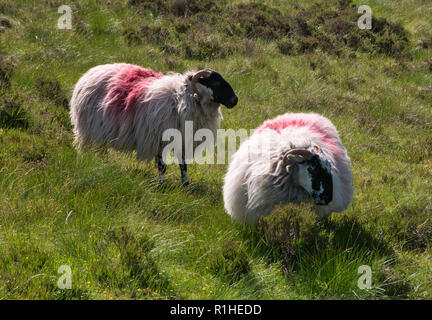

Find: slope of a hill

[0,0,431,299]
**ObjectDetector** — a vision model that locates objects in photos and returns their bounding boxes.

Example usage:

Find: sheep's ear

[286,154,306,163]
[273,157,293,176]
[194,83,214,104]
[285,164,293,175]
[193,81,207,96]
[191,69,212,98]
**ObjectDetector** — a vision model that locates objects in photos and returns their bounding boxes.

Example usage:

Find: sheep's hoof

[316,215,330,226]
[184,183,197,193]
[182,180,190,187]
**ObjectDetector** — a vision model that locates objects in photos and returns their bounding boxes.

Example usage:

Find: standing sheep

[223,112,353,224]
[70,63,238,185]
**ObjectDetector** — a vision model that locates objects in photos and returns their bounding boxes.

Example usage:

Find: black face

[198,71,238,108]
[307,155,333,205]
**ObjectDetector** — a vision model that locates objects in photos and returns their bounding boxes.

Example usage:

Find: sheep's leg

[156,155,167,184]
[178,156,189,186]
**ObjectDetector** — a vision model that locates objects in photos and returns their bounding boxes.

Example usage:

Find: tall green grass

[0,0,431,299]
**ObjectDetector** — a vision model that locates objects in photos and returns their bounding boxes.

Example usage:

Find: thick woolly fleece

[223,113,354,224]
[70,63,222,161]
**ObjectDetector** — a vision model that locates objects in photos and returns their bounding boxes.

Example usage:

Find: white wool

[223,114,354,224]
[70,64,222,162]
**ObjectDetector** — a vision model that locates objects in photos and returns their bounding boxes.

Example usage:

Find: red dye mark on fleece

[257,113,342,155]
[105,65,163,115]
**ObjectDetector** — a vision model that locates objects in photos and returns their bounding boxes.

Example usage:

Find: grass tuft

[208,241,251,283]
[0,95,29,129]
[0,0,431,300]
[35,77,69,109]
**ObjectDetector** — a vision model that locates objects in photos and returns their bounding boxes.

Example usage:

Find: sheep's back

[70,63,164,153]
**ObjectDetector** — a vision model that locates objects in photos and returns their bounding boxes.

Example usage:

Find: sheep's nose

[228,95,238,108]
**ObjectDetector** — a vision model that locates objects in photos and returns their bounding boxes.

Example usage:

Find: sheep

[223,112,353,224]
[70,63,238,185]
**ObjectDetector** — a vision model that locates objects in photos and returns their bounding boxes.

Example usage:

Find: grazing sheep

[70,63,238,185]
[223,112,353,224]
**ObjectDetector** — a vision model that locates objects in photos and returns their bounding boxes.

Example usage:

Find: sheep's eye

[308,167,317,175]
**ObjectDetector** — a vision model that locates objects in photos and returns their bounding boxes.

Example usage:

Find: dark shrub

[277,38,296,55]
[126,0,411,59]
[140,25,170,43]
[128,0,222,17]
[0,98,29,129]
[183,33,234,60]
[127,0,168,16]
[0,18,11,28]
[35,77,69,109]
[232,2,290,39]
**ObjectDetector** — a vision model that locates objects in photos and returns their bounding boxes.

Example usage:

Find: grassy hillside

[0,0,431,299]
